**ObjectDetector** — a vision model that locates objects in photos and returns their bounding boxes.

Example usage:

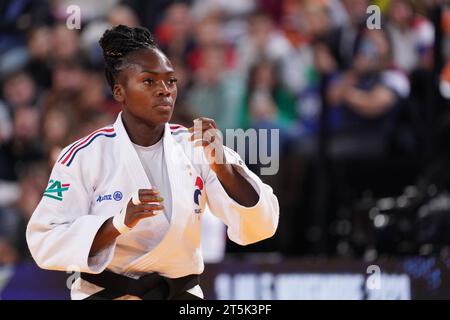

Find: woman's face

[253,63,275,89]
[3,72,36,107]
[389,0,414,27]
[114,48,178,126]
[353,30,390,74]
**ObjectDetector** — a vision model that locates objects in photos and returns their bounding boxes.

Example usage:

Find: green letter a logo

[43,180,70,201]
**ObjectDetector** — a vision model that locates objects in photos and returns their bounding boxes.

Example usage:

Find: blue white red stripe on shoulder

[169,124,188,135]
[58,126,116,167]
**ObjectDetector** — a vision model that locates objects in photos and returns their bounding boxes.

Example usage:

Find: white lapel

[162,121,193,226]
[114,114,195,273]
[114,112,152,191]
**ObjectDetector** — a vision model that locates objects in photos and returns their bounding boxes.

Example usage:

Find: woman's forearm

[344,86,395,117]
[89,217,120,257]
[213,164,259,207]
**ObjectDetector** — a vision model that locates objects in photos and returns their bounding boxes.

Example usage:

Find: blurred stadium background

[2,0,450,299]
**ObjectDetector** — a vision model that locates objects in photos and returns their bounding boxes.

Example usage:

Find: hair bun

[98,24,158,90]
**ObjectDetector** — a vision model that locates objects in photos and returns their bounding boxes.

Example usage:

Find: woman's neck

[121,111,165,147]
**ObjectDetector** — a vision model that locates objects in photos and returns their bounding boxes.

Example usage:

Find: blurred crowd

[1,0,450,264]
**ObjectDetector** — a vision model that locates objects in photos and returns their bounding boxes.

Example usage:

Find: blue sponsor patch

[96,191,123,203]
[113,191,123,201]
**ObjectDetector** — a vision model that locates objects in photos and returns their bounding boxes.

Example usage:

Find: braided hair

[99,24,158,90]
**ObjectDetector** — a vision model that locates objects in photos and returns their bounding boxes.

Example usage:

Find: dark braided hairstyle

[99,24,158,90]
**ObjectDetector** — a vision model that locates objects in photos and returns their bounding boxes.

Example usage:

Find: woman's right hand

[124,188,164,228]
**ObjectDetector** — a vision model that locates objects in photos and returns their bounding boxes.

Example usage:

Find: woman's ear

[113,84,125,103]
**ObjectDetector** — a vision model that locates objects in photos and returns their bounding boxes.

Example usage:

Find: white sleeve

[26,155,116,274]
[203,147,279,246]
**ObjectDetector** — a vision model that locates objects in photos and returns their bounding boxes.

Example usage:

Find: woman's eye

[168,78,178,85]
[144,79,154,85]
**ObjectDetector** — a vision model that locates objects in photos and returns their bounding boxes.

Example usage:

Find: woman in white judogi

[26,25,279,300]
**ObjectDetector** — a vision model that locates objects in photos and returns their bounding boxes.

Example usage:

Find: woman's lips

[154,104,172,112]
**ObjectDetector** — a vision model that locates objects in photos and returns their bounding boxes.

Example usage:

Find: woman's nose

[154,80,171,96]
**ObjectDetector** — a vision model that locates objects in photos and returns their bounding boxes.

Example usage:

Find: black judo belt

[80,270,201,300]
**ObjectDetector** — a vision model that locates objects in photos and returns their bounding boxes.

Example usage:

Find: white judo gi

[26,112,279,299]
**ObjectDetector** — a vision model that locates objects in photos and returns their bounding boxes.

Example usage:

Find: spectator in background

[236,58,295,200]
[107,4,140,27]
[386,0,435,135]
[279,0,335,138]
[51,24,81,61]
[42,59,88,120]
[188,13,234,70]
[188,44,243,130]
[239,59,296,132]
[1,69,41,112]
[13,107,43,160]
[0,0,53,55]
[155,2,196,65]
[0,69,44,183]
[0,106,44,183]
[236,11,291,76]
[42,57,116,147]
[190,0,256,44]
[279,0,317,95]
[25,26,53,89]
[42,58,86,103]
[386,0,434,73]
[80,4,140,67]
[121,0,177,32]
[0,162,49,264]
[187,14,242,130]
[42,108,72,156]
[327,0,370,70]
[327,29,410,158]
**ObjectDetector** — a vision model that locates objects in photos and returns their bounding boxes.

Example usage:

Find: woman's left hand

[189,117,259,206]
[189,117,227,172]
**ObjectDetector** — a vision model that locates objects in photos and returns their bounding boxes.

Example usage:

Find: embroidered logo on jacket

[193,176,204,214]
[43,180,70,201]
[113,191,123,201]
[97,191,123,203]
